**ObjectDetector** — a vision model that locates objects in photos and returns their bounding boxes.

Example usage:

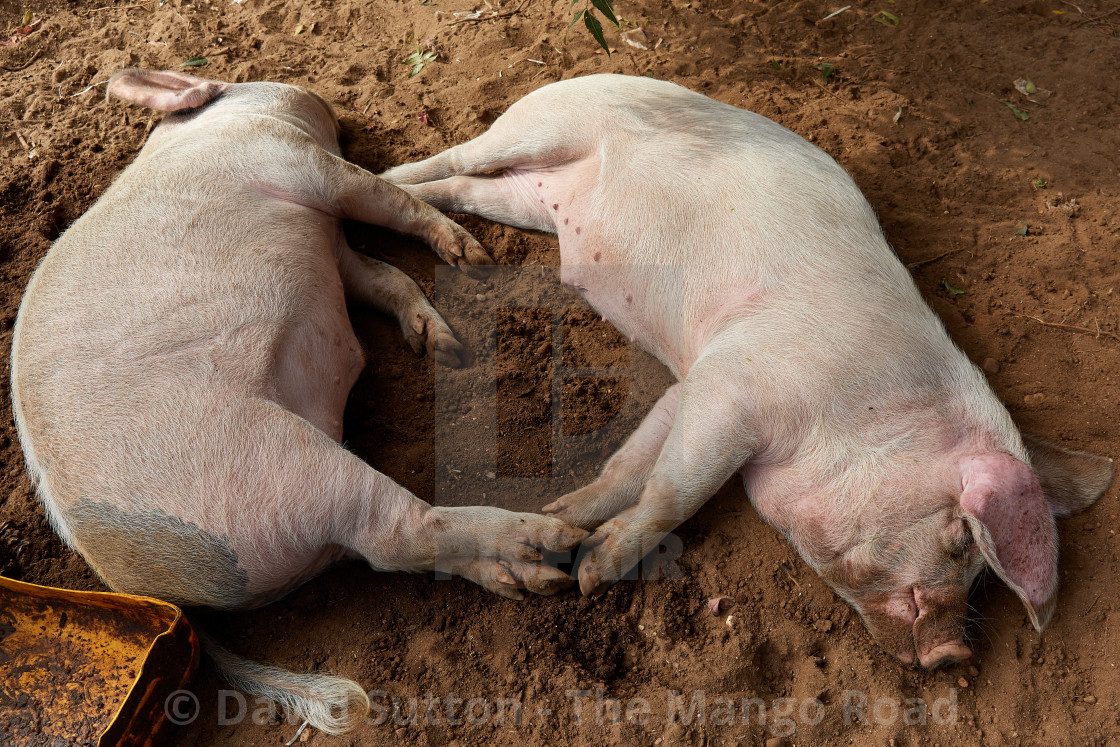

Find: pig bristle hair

[198,630,370,735]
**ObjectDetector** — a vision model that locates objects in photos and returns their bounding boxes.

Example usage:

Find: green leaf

[874,10,900,26]
[1005,102,1029,121]
[1016,221,1029,236]
[769,59,781,69]
[584,10,608,53]
[589,0,619,27]
[566,9,584,31]
[180,57,208,67]
[410,62,425,76]
[1025,78,1037,94]
[815,62,836,82]
[941,279,965,295]
[1032,176,1048,189]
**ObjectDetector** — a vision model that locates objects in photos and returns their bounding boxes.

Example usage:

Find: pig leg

[380,130,581,187]
[575,350,760,595]
[323,156,495,271]
[337,247,464,367]
[395,175,555,233]
[380,124,590,233]
[229,399,586,600]
[542,384,681,530]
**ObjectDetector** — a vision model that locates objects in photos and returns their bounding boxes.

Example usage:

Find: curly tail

[197,630,370,735]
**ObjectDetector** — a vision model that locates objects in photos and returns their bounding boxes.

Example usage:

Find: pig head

[781,433,1112,667]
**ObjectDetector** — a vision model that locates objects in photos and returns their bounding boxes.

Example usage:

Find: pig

[381,74,1114,669]
[10,69,587,734]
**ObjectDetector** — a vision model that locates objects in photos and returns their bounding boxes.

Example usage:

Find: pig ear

[1022,432,1114,518]
[107,69,228,112]
[959,456,1058,631]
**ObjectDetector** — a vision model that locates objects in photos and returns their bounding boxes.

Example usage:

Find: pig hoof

[458,558,526,600]
[434,224,494,276]
[430,333,465,368]
[577,562,611,597]
[500,559,575,596]
[405,307,465,367]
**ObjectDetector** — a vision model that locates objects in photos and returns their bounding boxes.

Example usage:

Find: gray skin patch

[66,500,250,609]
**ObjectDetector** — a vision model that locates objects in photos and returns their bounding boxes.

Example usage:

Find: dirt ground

[2,0,1120,745]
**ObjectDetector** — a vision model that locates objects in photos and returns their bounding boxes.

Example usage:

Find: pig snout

[864,586,971,669]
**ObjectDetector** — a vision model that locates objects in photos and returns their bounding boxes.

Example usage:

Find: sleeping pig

[381,73,1113,669]
[10,69,586,734]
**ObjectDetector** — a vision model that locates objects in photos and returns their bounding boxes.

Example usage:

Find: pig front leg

[575,350,761,595]
[542,384,681,530]
[338,247,464,367]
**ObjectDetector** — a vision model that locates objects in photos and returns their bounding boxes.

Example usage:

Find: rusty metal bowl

[0,575,198,746]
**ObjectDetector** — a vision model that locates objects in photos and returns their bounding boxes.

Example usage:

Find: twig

[69,79,110,97]
[810,78,839,98]
[1086,594,1100,615]
[284,720,310,746]
[1059,0,1082,12]
[0,47,42,72]
[1008,312,1120,342]
[449,0,530,26]
[1074,6,1118,26]
[906,247,963,269]
[78,1,152,15]
[821,5,851,21]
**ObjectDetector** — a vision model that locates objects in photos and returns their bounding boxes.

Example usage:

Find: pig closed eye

[946,522,973,560]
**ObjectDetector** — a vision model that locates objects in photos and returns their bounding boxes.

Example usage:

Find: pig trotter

[543,384,680,530]
[430,220,494,279]
[338,247,465,367]
[406,306,465,368]
[369,505,589,600]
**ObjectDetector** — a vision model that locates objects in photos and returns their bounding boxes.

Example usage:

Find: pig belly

[273,287,365,443]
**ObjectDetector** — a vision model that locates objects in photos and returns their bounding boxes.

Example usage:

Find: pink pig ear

[959,454,1058,632]
[107,69,228,112]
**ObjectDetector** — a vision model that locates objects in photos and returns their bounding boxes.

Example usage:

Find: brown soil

[2,0,1120,745]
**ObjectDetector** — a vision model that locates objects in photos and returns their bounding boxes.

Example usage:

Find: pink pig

[10,70,587,734]
[382,74,1114,669]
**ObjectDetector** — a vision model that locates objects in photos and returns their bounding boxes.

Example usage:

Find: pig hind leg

[380,113,592,232]
[338,246,464,367]
[543,384,681,530]
[398,174,555,233]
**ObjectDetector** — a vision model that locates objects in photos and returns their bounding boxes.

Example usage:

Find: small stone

[1024,392,1046,406]
[816,619,833,632]
[485,471,496,479]
[475,293,486,301]
[968,664,979,677]
[1084,695,1097,704]
[957,677,969,688]
[982,357,1000,375]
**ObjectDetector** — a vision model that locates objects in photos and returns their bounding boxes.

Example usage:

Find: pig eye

[946,519,973,560]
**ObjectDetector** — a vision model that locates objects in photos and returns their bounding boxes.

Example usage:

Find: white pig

[382,74,1113,669]
[10,69,587,734]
